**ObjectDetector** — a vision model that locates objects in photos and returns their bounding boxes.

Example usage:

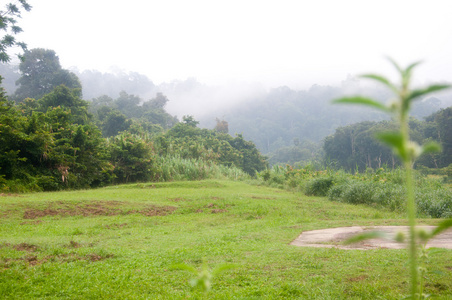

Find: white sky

[15,0,452,89]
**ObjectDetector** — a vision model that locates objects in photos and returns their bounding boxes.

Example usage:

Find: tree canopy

[13,48,81,101]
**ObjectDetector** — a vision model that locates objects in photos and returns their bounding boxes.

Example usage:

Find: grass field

[1,180,451,299]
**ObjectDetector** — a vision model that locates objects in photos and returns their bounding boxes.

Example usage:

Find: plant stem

[401,109,418,298]
[405,161,418,298]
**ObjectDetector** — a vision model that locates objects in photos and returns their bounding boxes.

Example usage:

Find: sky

[14,0,452,89]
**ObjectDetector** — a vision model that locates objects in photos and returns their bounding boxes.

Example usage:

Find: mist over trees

[1,45,452,192]
[13,48,81,101]
[0,48,269,191]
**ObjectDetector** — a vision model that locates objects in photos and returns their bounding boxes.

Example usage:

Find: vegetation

[1,7,452,298]
[257,166,452,218]
[0,48,265,192]
[324,108,452,172]
[0,1,31,63]
[334,58,452,299]
[1,180,451,299]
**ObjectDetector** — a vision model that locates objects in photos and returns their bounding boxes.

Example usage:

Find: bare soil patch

[211,209,228,214]
[13,243,39,252]
[169,197,191,202]
[1,252,114,268]
[21,201,176,219]
[291,226,452,250]
[0,193,22,197]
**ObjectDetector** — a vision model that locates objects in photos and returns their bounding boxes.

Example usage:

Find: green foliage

[0,1,31,63]
[159,120,267,176]
[171,262,235,294]
[107,132,155,184]
[13,49,82,101]
[304,177,334,196]
[334,58,452,299]
[0,80,112,192]
[90,91,178,137]
[258,165,452,218]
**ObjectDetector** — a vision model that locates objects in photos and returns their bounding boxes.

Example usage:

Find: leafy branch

[0,0,32,63]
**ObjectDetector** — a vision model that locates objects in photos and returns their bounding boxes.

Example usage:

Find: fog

[4,0,452,131]
[15,0,452,94]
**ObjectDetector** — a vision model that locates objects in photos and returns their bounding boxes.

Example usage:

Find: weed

[334,58,452,299]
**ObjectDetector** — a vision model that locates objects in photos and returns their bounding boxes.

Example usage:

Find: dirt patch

[347,275,368,282]
[13,243,39,252]
[291,226,452,250]
[137,206,177,216]
[66,241,82,248]
[168,197,191,202]
[23,201,121,219]
[105,223,128,229]
[22,201,177,219]
[251,196,276,200]
[211,209,228,214]
[0,193,22,197]
[1,252,114,268]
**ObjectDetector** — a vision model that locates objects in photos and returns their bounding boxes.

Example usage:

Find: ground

[291,226,452,250]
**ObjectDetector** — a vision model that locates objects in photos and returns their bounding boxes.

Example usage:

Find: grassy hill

[1,180,451,299]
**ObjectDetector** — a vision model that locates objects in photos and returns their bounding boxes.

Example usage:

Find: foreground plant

[334,58,452,299]
[171,261,235,294]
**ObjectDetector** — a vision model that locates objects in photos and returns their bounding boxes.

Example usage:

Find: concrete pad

[290,226,452,250]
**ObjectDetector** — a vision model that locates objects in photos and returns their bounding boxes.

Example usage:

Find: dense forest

[324,108,452,171]
[0,49,267,192]
[1,47,452,193]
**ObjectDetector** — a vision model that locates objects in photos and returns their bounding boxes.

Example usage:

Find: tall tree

[13,48,81,101]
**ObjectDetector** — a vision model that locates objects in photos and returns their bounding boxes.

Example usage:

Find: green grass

[1,180,451,299]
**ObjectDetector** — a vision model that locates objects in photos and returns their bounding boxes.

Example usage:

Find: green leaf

[407,84,452,102]
[333,97,389,112]
[360,74,397,93]
[385,56,403,74]
[430,219,452,238]
[420,141,442,155]
[375,131,407,161]
[343,231,386,245]
[404,61,422,77]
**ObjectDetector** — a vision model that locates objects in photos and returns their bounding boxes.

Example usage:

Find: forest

[1,46,452,193]
[0,48,268,192]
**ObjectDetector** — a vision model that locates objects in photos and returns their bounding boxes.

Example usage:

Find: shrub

[304,177,334,196]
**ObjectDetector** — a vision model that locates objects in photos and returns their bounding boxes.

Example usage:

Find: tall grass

[153,155,249,182]
[257,165,452,218]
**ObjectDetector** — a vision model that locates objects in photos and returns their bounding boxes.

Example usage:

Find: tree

[13,48,82,101]
[0,1,31,63]
[214,118,229,134]
[101,110,132,137]
[38,85,90,125]
[107,132,154,183]
[143,92,168,110]
[182,115,199,127]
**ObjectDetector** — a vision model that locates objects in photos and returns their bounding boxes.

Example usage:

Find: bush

[416,187,452,218]
[304,177,334,196]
